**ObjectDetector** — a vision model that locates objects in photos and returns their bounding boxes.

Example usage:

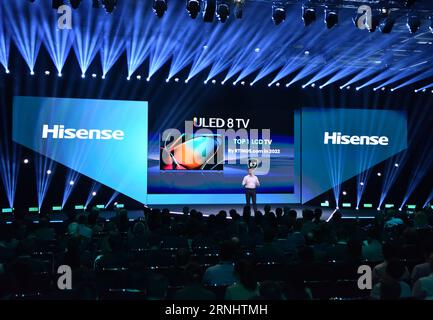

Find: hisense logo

[42,125,125,140]
[324,132,389,146]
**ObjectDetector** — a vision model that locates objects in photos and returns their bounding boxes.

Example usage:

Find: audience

[0,205,432,300]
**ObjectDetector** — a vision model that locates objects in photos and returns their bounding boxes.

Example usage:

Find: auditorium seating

[0,206,432,300]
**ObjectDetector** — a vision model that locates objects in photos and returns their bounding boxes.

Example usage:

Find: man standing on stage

[242,168,260,213]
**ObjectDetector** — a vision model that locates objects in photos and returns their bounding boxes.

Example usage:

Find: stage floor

[1,204,376,224]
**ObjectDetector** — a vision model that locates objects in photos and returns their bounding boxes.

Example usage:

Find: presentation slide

[147,106,296,195]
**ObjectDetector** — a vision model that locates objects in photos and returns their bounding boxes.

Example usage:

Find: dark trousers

[245,188,257,213]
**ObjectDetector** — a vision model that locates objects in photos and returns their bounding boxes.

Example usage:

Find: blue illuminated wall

[13,96,148,204]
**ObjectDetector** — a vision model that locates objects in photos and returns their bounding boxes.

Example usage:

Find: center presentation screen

[147,104,297,200]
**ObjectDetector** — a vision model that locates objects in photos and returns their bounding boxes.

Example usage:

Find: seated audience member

[77,214,93,239]
[362,228,384,262]
[146,273,168,300]
[175,263,216,300]
[411,250,433,285]
[373,242,409,283]
[313,208,324,225]
[128,221,149,249]
[33,216,56,241]
[370,259,412,300]
[225,260,259,300]
[412,253,433,299]
[380,280,402,300]
[95,234,129,269]
[203,241,236,286]
[253,281,284,300]
[253,228,285,264]
[286,219,305,255]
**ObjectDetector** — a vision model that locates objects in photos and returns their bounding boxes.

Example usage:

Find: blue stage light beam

[62,170,81,209]
[35,154,56,210]
[38,1,73,76]
[105,191,119,209]
[126,3,155,79]
[399,138,433,210]
[392,67,433,91]
[423,189,433,209]
[4,1,42,74]
[0,144,20,209]
[0,5,10,72]
[98,3,128,78]
[85,181,101,209]
[72,2,103,77]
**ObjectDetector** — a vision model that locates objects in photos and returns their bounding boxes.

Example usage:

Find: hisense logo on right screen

[324,131,389,146]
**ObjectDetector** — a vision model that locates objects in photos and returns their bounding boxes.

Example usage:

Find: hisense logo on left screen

[41,124,125,140]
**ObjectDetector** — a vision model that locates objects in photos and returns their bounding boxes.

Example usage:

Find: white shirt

[242,175,260,189]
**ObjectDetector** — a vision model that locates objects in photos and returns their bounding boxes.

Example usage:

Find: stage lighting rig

[186,0,201,19]
[52,0,64,9]
[234,0,245,19]
[324,8,338,29]
[102,0,117,13]
[272,1,286,25]
[203,0,216,22]
[407,14,421,33]
[69,0,82,9]
[153,0,168,18]
[302,5,316,26]
[379,16,395,33]
[216,0,231,23]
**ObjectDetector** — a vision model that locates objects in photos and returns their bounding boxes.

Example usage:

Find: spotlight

[203,0,216,23]
[379,17,395,33]
[153,0,168,18]
[69,0,82,9]
[241,81,245,85]
[23,159,29,164]
[174,78,179,82]
[47,170,52,175]
[302,6,316,26]
[146,77,150,82]
[212,79,216,84]
[272,1,286,25]
[101,0,117,13]
[52,0,64,9]
[69,180,75,186]
[30,70,35,76]
[127,76,131,81]
[395,163,399,167]
[137,75,141,80]
[360,182,364,186]
[324,9,338,29]
[377,172,382,177]
[101,75,106,79]
[186,0,200,19]
[58,72,62,77]
[407,14,421,34]
[45,70,50,75]
[342,191,347,196]
[92,73,97,78]
[255,48,260,53]
[81,74,85,78]
[5,69,10,74]
[216,0,230,23]
[234,0,245,19]
[92,192,97,196]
